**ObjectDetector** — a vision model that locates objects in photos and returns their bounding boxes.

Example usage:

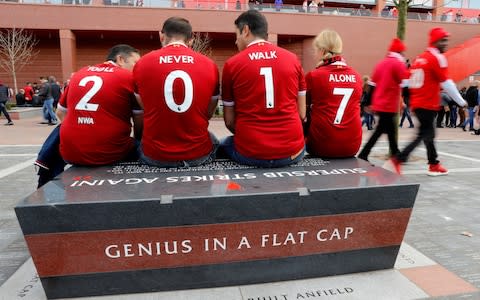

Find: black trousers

[397,108,439,165]
[358,112,399,160]
[0,102,12,123]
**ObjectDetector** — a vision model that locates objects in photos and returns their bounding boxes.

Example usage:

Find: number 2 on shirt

[260,67,274,109]
[75,75,102,112]
[333,88,354,124]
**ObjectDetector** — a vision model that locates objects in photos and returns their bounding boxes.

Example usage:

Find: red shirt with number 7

[305,60,362,158]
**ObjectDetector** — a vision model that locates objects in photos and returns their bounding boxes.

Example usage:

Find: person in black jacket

[0,80,13,125]
[460,81,478,131]
[38,76,58,125]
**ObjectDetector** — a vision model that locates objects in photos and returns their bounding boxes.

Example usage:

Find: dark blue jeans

[220,136,305,168]
[35,125,66,188]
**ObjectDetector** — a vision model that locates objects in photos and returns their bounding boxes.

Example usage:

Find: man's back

[59,61,138,165]
[133,43,219,162]
[409,48,448,111]
[371,53,409,113]
[222,41,305,160]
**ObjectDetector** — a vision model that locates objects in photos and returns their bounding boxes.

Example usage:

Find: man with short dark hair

[133,17,220,167]
[389,28,467,176]
[221,10,306,167]
[57,44,142,166]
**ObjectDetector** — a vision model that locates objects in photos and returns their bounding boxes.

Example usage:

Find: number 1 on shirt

[260,67,274,109]
[333,88,354,124]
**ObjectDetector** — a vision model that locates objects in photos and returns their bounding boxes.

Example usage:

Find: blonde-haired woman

[304,29,362,158]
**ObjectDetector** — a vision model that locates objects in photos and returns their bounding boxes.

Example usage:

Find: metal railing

[2,0,480,24]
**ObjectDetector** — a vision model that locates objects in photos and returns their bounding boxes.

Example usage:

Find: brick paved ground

[1,115,479,299]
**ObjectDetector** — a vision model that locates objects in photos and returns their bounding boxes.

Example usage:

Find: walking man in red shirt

[221,10,306,167]
[390,28,466,176]
[358,38,409,162]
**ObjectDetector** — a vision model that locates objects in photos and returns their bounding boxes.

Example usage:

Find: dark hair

[234,10,268,40]
[106,44,140,62]
[161,17,192,40]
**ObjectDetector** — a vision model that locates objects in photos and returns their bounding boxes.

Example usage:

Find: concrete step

[1,107,43,120]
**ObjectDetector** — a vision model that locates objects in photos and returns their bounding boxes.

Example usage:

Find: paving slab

[1,119,480,299]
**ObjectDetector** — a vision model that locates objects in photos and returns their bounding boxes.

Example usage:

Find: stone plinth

[15,158,418,299]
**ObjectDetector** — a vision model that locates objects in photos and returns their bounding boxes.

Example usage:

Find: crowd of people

[4,77,64,126]
[23,10,473,188]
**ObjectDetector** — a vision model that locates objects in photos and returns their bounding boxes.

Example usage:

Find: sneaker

[4,121,13,126]
[383,157,402,175]
[428,163,449,176]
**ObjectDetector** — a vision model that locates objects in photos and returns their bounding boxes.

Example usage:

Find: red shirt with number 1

[222,40,306,160]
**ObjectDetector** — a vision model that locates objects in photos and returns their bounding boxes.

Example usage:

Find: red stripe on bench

[25,208,412,277]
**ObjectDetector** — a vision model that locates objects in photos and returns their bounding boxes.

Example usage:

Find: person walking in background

[361,75,374,130]
[38,77,58,125]
[436,90,450,128]
[304,29,362,158]
[458,86,467,126]
[358,38,409,162]
[399,86,414,128]
[49,76,62,110]
[0,80,14,125]
[389,28,467,176]
[460,81,478,131]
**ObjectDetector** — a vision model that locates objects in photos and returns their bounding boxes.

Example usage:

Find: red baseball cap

[388,38,406,53]
[429,27,449,46]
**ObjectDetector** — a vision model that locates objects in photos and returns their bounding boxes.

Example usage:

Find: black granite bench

[15,157,419,299]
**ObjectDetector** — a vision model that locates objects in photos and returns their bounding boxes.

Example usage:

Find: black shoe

[408,125,414,128]
[4,121,13,126]
[469,128,475,132]
[399,124,403,128]
[436,125,444,128]
[461,126,466,131]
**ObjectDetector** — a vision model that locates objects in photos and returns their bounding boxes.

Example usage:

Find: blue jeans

[139,132,219,168]
[362,113,374,129]
[220,136,305,168]
[42,98,57,123]
[462,107,475,129]
[400,107,414,127]
[450,106,457,127]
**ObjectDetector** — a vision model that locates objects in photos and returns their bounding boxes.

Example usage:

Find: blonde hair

[313,29,343,61]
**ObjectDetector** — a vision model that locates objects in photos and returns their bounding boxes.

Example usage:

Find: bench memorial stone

[15,157,419,299]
